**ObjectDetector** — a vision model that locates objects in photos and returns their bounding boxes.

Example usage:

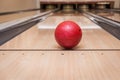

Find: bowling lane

[1,28,120,50]
[0,51,120,80]
[0,9,120,80]
[0,12,120,50]
[103,13,120,22]
[0,11,41,23]
[89,10,120,22]
[37,12,100,29]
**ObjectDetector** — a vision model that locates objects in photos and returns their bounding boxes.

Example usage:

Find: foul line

[0,49,120,51]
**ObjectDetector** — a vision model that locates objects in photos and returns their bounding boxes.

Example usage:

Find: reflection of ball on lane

[55,21,82,49]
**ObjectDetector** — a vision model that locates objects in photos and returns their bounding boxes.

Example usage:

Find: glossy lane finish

[0,9,120,80]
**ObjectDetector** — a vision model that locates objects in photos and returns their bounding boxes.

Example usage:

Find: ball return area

[0,7,120,80]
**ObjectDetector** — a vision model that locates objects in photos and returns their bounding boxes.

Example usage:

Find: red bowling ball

[55,21,82,49]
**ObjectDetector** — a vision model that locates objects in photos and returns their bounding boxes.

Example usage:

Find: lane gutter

[83,11,120,40]
[0,9,59,46]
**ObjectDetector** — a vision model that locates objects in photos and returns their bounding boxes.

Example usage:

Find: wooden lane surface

[104,13,120,22]
[0,51,120,80]
[90,11,120,22]
[0,11,39,23]
[0,14,120,80]
[37,13,101,29]
[0,25,120,49]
